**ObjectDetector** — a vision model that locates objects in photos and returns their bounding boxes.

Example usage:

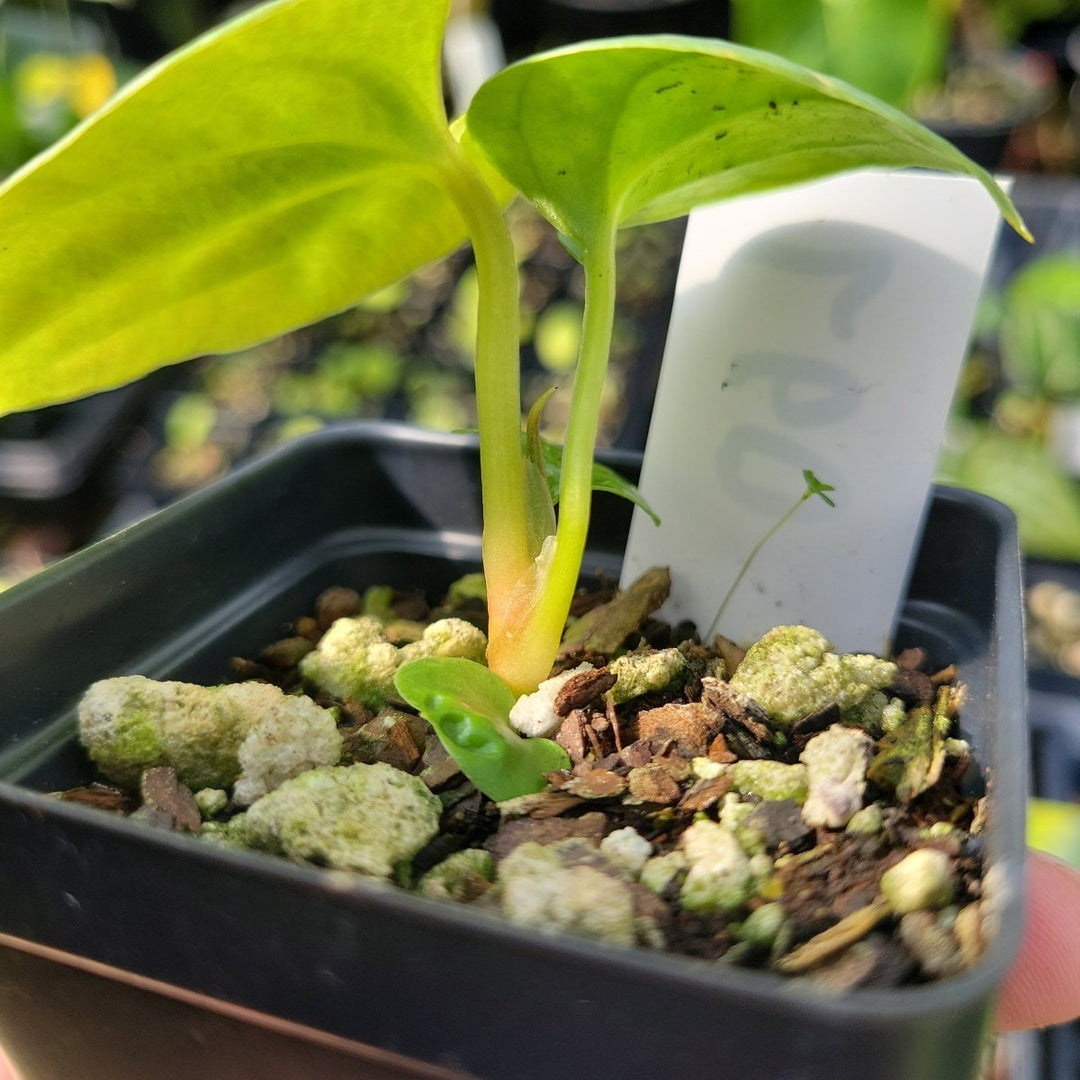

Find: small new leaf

[393,656,569,802]
[802,469,836,508]
[538,439,661,525]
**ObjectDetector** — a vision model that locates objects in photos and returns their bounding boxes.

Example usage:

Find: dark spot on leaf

[793,100,800,106]
[769,100,778,110]
[714,131,728,141]
[557,169,566,176]
[655,81,683,94]
[713,104,725,111]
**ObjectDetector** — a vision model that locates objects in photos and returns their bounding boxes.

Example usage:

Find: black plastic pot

[919,48,1057,170]
[491,0,728,59]
[0,423,1026,1080]
[0,382,155,501]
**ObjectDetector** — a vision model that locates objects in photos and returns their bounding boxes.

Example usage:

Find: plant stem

[522,216,620,678]
[707,500,805,643]
[440,154,532,598]
[707,472,834,641]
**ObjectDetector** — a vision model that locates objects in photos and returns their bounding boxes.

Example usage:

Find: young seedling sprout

[0,0,1028,800]
[706,470,836,641]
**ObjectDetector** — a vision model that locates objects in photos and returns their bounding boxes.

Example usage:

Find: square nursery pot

[0,422,1026,1080]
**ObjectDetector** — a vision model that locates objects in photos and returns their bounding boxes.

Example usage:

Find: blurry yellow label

[1028,797,1080,870]
[15,52,116,118]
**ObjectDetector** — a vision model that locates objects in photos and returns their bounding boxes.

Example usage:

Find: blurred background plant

[730,0,1071,169]
[0,0,120,173]
[941,250,1080,562]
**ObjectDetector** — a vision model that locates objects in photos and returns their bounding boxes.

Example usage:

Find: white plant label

[621,169,1009,654]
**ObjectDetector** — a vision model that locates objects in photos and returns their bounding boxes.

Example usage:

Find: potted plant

[0,1,1031,1077]
[729,0,1060,167]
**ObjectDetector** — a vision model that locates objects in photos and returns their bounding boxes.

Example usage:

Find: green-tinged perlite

[78,676,341,803]
[66,587,987,982]
[300,615,487,709]
[729,626,897,727]
[608,648,688,705]
[418,849,496,903]
[228,762,442,878]
[730,760,809,803]
[678,819,754,915]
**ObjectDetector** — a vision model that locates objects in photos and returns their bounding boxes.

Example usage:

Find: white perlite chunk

[880,848,956,914]
[497,842,637,947]
[233,693,344,806]
[509,663,592,738]
[800,723,875,829]
[678,819,753,915]
[78,676,341,795]
[600,827,654,877]
[398,618,488,664]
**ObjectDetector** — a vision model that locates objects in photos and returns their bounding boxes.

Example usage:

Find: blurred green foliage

[999,254,1080,399]
[730,0,956,109]
[939,252,1080,561]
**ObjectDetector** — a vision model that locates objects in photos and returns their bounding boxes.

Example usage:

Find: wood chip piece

[678,774,733,814]
[260,635,315,669]
[776,898,892,973]
[137,767,202,833]
[626,763,682,805]
[554,668,617,717]
[315,586,362,631]
[637,701,722,757]
[486,811,609,859]
[619,740,654,769]
[700,677,776,758]
[889,667,935,708]
[706,732,737,764]
[712,634,746,676]
[564,769,628,800]
[560,567,672,656]
[343,709,422,772]
[556,711,590,765]
[55,783,132,815]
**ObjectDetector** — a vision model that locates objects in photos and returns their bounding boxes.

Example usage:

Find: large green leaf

[461,36,1026,256]
[0,0,464,415]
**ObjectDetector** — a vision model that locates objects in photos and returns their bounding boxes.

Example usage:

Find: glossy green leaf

[393,656,570,802]
[461,36,1026,256]
[0,0,467,415]
[537,438,660,526]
